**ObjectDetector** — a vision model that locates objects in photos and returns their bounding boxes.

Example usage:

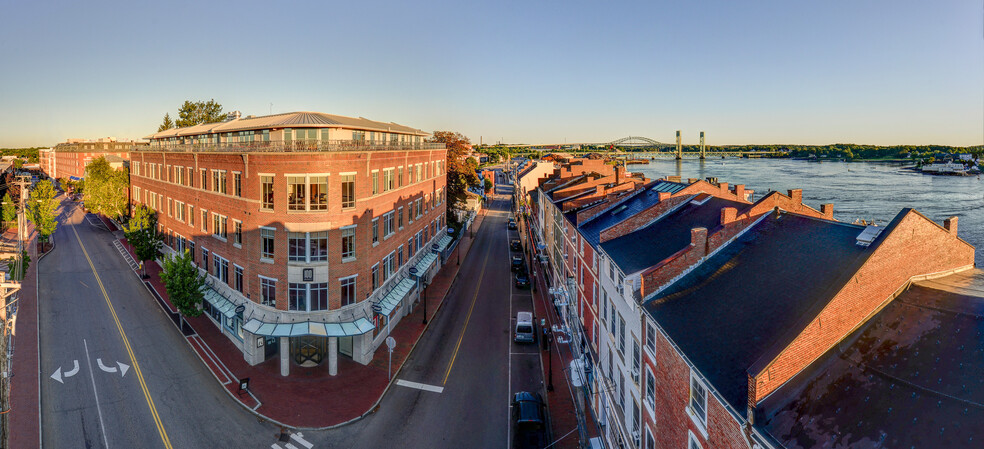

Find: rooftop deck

[136,140,445,153]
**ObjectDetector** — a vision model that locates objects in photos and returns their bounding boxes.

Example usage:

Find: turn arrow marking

[50,360,80,384]
[96,358,117,373]
[118,361,130,377]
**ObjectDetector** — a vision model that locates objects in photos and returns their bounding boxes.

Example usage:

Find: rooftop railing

[136,139,445,153]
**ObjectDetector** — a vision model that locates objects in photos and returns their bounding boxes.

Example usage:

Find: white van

[514,311,536,343]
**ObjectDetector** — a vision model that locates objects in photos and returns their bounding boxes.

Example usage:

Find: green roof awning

[435,234,453,252]
[242,317,374,338]
[374,277,416,316]
[203,287,237,319]
[413,252,438,275]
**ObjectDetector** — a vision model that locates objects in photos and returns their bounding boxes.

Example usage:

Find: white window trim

[687,430,704,449]
[644,367,656,416]
[686,371,710,439]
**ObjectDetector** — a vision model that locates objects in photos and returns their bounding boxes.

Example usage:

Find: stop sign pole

[385,337,396,380]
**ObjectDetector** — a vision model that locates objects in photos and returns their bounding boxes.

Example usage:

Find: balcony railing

[137,139,445,153]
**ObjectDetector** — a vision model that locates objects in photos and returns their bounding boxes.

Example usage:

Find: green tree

[158,113,174,132]
[12,159,23,169]
[484,178,493,193]
[26,180,58,247]
[160,248,206,331]
[174,99,225,128]
[1,193,16,225]
[124,204,163,278]
[430,131,479,225]
[84,156,130,220]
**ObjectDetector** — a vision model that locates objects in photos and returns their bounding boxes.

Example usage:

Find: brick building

[41,137,143,181]
[133,111,449,377]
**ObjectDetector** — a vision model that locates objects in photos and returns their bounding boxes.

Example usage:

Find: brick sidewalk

[115,213,487,428]
[9,223,39,449]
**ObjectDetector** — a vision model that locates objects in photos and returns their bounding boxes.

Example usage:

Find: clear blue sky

[0,0,981,147]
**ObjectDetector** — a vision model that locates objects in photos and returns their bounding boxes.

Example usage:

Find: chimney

[688,178,699,184]
[691,227,708,255]
[615,165,622,184]
[596,185,606,196]
[944,216,958,235]
[657,192,671,201]
[720,207,737,226]
[719,182,729,195]
[787,189,803,203]
[820,203,834,219]
[733,184,746,201]
[667,175,682,183]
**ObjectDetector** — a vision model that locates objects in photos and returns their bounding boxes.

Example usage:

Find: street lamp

[542,318,554,392]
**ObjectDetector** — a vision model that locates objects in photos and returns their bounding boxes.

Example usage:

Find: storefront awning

[412,252,438,275]
[242,317,374,338]
[435,234,453,252]
[203,287,237,319]
[374,277,416,316]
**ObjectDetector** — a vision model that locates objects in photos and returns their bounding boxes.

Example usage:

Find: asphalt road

[39,197,276,448]
[318,190,547,449]
[37,188,544,448]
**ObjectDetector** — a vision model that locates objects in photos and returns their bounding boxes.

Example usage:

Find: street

[37,187,547,448]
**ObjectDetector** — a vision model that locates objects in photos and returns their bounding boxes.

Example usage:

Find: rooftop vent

[855,225,883,247]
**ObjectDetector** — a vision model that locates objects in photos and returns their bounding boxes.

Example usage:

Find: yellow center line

[71,224,173,449]
[442,222,494,385]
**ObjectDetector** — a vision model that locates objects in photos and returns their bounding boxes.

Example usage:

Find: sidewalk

[115,212,487,428]
[8,223,39,449]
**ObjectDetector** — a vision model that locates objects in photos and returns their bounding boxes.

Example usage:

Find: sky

[0,0,981,148]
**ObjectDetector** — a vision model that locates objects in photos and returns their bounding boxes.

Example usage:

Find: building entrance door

[339,336,353,358]
[291,336,325,366]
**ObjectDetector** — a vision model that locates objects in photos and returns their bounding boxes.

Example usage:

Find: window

[261,228,275,259]
[645,429,655,449]
[288,176,305,210]
[645,369,655,410]
[633,341,641,384]
[372,264,380,290]
[397,207,404,229]
[201,209,208,232]
[261,175,274,210]
[619,314,626,355]
[202,247,209,270]
[397,166,403,187]
[407,165,413,183]
[201,169,208,190]
[383,211,394,237]
[371,170,379,195]
[166,198,172,217]
[340,276,357,306]
[310,283,328,311]
[234,220,242,245]
[188,205,194,227]
[234,265,243,293]
[174,166,184,185]
[289,232,306,261]
[309,231,327,262]
[341,174,355,209]
[341,227,356,260]
[688,431,704,449]
[416,163,422,182]
[214,255,229,284]
[212,214,227,239]
[289,283,307,311]
[689,373,708,429]
[234,172,242,197]
[175,201,185,222]
[372,218,379,244]
[383,168,394,191]
[646,321,656,354]
[260,277,277,307]
[310,176,327,210]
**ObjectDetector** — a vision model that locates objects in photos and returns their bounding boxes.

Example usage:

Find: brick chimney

[719,182,729,195]
[688,178,699,184]
[820,203,834,219]
[615,165,623,185]
[944,216,958,235]
[787,189,803,204]
[733,184,746,201]
[691,227,708,255]
[667,175,682,183]
[720,207,737,226]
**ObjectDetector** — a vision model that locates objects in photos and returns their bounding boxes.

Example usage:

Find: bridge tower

[675,130,682,160]
[699,131,706,159]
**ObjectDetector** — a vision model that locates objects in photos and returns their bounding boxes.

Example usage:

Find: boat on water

[919,161,971,176]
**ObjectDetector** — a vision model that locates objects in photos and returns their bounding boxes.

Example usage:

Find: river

[627,158,984,267]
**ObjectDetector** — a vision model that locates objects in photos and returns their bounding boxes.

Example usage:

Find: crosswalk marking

[396,379,445,393]
[272,432,313,449]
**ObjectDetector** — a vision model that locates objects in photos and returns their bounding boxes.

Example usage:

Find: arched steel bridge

[513,135,784,159]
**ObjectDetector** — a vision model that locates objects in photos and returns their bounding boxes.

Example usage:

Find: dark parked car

[514,272,530,289]
[507,219,518,230]
[511,255,525,272]
[512,392,547,448]
[510,239,522,251]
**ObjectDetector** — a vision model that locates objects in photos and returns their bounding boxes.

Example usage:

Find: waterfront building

[41,138,143,181]
[133,111,450,376]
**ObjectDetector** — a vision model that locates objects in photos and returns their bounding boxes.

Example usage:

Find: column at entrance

[280,337,290,376]
[328,337,338,376]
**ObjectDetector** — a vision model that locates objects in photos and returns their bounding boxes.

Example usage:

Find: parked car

[511,255,525,272]
[512,391,547,448]
[514,311,536,343]
[510,239,522,251]
[514,272,530,289]
[507,219,518,230]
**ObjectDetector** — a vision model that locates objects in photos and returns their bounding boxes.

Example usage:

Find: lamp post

[543,320,554,392]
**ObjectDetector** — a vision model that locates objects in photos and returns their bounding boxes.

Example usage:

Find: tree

[84,157,130,220]
[484,178,493,193]
[429,131,479,225]
[158,113,174,132]
[124,204,162,278]
[160,248,206,332]
[26,180,58,248]
[1,193,15,225]
[174,99,225,128]
[12,159,23,169]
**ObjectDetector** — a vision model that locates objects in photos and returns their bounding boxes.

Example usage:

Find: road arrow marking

[51,360,80,383]
[118,361,130,377]
[96,358,117,373]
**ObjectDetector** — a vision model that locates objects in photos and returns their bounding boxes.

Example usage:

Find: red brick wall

[750,210,976,404]
[131,149,447,311]
[644,324,748,449]
[53,151,129,180]
[741,190,830,220]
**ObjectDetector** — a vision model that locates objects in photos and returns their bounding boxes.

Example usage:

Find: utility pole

[15,176,29,274]
[0,278,22,449]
